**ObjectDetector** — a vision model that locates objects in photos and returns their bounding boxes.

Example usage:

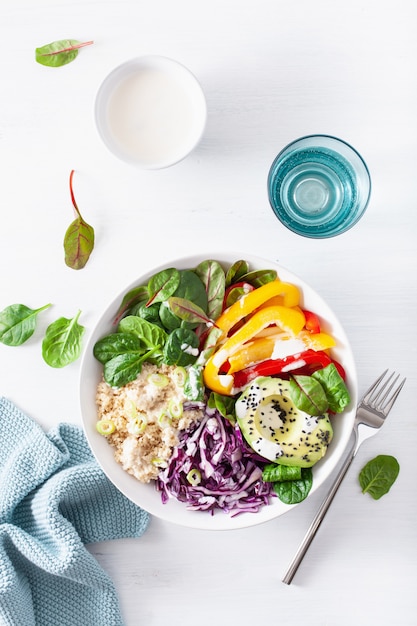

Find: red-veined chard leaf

[289,374,329,415]
[113,286,148,325]
[194,260,225,320]
[238,268,278,287]
[225,260,249,287]
[64,170,95,270]
[35,40,93,68]
[146,268,180,306]
[167,297,213,326]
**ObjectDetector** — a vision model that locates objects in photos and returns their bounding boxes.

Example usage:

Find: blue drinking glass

[267,135,371,238]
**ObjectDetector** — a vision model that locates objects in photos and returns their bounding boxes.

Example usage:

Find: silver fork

[282,370,406,585]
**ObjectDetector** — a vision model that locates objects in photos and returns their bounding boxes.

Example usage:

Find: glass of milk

[95,56,207,169]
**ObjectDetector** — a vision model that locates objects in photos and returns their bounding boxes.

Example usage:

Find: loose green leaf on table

[42,310,85,368]
[35,40,93,68]
[0,303,51,346]
[359,454,400,500]
[64,170,95,270]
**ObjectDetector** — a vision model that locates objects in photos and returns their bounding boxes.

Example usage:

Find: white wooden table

[1,1,416,624]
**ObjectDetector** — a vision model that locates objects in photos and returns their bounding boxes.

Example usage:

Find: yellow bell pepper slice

[227,330,336,374]
[203,305,305,395]
[301,331,336,351]
[216,280,300,337]
[227,337,275,373]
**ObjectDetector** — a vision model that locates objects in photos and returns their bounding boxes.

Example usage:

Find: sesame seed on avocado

[235,376,333,468]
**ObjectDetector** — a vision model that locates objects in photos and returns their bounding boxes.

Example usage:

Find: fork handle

[282,445,356,585]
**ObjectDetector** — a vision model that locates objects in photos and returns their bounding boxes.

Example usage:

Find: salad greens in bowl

[79,254,357,530]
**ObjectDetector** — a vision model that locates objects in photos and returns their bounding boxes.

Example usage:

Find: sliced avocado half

[235,376,333,468]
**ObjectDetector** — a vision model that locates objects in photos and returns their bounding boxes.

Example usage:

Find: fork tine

[372,371,398,405]
[361,369,388,403]
[382,376,406,414]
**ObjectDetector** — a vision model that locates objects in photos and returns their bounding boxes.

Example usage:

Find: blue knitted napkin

[0,397,149,626]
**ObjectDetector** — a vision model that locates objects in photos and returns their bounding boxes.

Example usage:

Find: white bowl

[79,253,357,530]
[95,56,207,169]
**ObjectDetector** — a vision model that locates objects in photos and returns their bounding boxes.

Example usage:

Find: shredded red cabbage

[156,406,274,516]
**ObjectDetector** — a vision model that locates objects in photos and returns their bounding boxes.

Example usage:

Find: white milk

[101,59,206,168]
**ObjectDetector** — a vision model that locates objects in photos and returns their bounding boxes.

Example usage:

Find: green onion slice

[148,373,169,387]
[186,468,202,486]
[96,419,116,436]
[172,366,187,387]
[168,398,183,419]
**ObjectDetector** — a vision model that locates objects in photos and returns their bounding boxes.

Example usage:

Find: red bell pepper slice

[232,349,345,389]
[302,309,321,334]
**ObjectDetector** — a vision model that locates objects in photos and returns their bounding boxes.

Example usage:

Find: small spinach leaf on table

[0,303,51,346]
[359,455,400,500]
[42,310,84,367]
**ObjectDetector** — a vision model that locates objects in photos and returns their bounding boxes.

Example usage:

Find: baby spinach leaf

[273,467,313,504]
[42,310,84,368]
[194,260,225,320]
[0,303,51,346]
[163,327,199,366]
[359,455,400,500]
[129,300,163,327]
[93,332,141,364]
[64,170,95,270]
[183,364,205,402]
[35,39,93,68]
[113,285,148,325]
[159,270,208,331]
[207,392,236,424]
[103,350,156,387]
[312,363,350,413]
[118,316,167,353]
[262,463,302,483]
[289,374,329,415]
[147,268,180,306]
[225,260,249,287]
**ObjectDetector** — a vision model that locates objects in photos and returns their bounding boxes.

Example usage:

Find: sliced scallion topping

[96,419,116,436]
[131,414,147,434]
[172,366,187,388]
[168,398,183,419]
[148,372,169,387]
[158,411,172,427]
[186,468,202,486]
